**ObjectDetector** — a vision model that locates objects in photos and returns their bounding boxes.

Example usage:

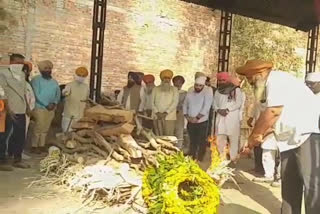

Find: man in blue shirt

[31,60,60,153]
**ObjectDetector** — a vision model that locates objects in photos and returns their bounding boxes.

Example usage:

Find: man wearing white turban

[183,76,213,161]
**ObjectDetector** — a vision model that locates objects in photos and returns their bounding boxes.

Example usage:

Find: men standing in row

[117,72,144,112]
[184,76,213,161]
[214,72,244,163]
[173,75,187,149]
[0,54,29,169]
[31,60,60,153]
[237,60,320,214]
[151,69,178,136]
[61,67,89,132]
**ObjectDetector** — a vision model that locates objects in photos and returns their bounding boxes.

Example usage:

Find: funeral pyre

[36,103,180,212]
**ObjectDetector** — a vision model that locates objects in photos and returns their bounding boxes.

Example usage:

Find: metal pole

[89,0,107,102]
[306,26,319,74]
[218,10,233,73]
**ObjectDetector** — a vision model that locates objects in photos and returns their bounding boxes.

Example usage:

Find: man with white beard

[237,60,320,214]
[151,69,179,136]
[184,76,213,161]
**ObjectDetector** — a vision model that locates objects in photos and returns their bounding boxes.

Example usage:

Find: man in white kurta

[184,76,213,161]
[62,67,89,132]
[214,72,244,162]
[152,70,179,136]
[140,74,155,129]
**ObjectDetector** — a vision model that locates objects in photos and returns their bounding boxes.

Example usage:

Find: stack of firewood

[51,104,179,171]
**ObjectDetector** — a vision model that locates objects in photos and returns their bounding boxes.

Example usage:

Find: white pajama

[217,134,239,160]
[262,149,278,178]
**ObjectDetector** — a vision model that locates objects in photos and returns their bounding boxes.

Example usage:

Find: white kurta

[213,88,243,136]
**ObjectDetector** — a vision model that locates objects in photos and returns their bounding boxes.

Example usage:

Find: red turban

[217,72,230,81]
[143,74,155,84]
[24,61,33,71]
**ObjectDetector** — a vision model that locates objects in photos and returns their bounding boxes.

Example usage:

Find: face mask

[10,64,23,74]
[75,75,86,83]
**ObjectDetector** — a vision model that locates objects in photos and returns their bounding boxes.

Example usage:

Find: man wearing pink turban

[213,72,245,164]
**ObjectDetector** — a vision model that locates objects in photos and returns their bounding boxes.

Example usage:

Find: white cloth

[151,85,179,120]
[140,88,153,111]
[195,76,207,85]
[213,88,244,136]
[217,134,239,160]
[61,116,79,132]
[183,87,213,123]
[262,149,278,178]
[117,87,145,111]
[306,72,320,82]
[26,83,35,111]
[266,71,320,152]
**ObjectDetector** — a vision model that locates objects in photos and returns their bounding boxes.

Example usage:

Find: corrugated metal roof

[182,0,319,31]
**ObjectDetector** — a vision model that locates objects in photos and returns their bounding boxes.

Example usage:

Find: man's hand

[247,117,254,127]
[248,134,264,148]
[156,112,167,119]
[217,109,228,116]
[187,116,198,123]
[46,103,56,111]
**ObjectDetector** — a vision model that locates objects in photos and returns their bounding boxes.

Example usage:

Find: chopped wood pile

[38,103,180,210]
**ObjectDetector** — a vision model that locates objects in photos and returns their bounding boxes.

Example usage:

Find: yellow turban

[195,72,206,79]
[160,69,174,80]
[236,60,273,77]
[75,67,89,77]
[38,60,53,71]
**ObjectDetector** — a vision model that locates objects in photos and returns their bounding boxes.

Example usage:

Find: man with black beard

[117,72,144,112]
[31,60,60,153]
[237,60,320,214]
[183,76,213,161]
[151,69,178,136]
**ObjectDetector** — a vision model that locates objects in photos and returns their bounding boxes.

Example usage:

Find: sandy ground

[0,153,287,214]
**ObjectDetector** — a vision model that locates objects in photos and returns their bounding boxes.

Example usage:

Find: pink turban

[217,72,230,81]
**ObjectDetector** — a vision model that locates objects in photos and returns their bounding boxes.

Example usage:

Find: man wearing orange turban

[61,67,89,132]
[152,69,178,136]
[237,59,320,213]
[140,74,156,129]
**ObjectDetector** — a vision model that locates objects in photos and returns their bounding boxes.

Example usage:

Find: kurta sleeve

[166,87,179,114]
[138,87,145,112]
[199,88,213,116]
[212,91,219,112]
[151,87,159,113]
[226,88,243,112]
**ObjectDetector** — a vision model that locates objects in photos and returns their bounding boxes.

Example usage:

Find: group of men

[116,69,246,162]
[0,53,89,171]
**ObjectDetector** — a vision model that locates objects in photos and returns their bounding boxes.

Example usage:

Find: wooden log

[93,132,124,161]
[141,129,160,150]
[85,105,134,123]
[72,121,95,130]
[156,138,180,152]
[71,132,93,144]
[97,123,135,137]
[118,134,142,158]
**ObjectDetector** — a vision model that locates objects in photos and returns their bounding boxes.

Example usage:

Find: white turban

[306,72,320,82]
[195,76,206,85]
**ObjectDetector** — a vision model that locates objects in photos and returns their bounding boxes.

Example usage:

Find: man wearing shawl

[151,69,179,136]
[61,67,89,132]
[117,72,144,112]
[31,60,60,154]
[213,72,244,163]
[184,76,213,161]
[237,60,320,214]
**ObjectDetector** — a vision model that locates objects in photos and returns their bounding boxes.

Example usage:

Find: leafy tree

[231,15,307,78]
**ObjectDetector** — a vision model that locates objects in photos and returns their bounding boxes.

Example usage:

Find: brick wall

[0,0,219,92]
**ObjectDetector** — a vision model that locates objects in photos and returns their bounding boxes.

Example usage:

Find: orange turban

[143,74,155,84]
[24,61,33,71]
[75,67,89,77]
[236,60,273,77]
[160,69,174,80]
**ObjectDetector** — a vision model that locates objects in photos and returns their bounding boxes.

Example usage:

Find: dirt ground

[0,153,287,214]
